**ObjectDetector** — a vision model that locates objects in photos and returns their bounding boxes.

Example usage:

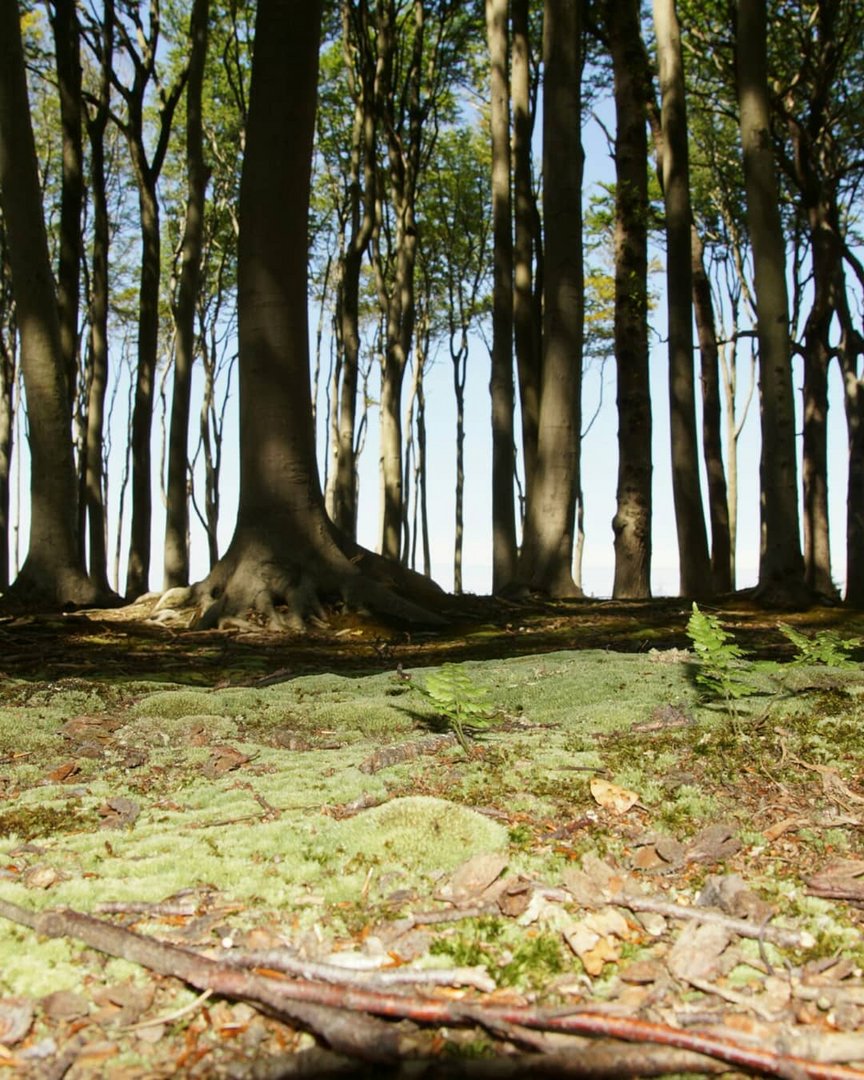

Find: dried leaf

[23,865,58,890]
[807,858,864,900]
[590,777,639,814]
[98,797,141,830]
[667,922,731,984]
[47,761,80,783]
[0,998,33,1045]
[563,909,629,976]
[684,823,741,864]
[203,745,251,778]
[41,990,89,1021]
[437,852,507,902]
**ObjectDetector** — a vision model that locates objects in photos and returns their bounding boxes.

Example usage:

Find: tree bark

[0,228,13,590]
[511,0,540,509]
[776,9,840,600]
[691,225,732,593]
[371,0,423,564]
[114,8,187,598]
[604,0,653,600]
[840,322,864,607]
[519,0,583,597]
[486,0,518,591]
[653,0,711,598]
[164,0,210,589]
[0,0,102,607]
[736,0,807,604]
[185,0,442,631]
[326,0,377,539]
[49,0,84,414]
[80,0,115,594]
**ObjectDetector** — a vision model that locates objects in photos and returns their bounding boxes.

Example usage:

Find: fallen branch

[1,899,863,1080]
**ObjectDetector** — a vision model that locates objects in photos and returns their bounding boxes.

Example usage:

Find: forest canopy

[0,0,862,625]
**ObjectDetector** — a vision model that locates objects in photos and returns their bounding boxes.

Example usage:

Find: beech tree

[79,0,115,595]
[0,222,14,589]
[175,0,442,630]
[486,0,518,590]
[599,0,653,599]
[653,0,712,597]
[736,0,807,603]
[518,0,584,597]
[0,0,103,606]
[109,1,188,598]
[164,0,210,589]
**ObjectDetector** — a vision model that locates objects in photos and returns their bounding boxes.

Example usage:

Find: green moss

[318,796,508,876]
[429,917,568,991]
[0,802,91,840]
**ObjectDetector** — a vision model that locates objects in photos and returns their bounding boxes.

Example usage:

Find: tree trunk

[511,0,540,506]
[736,0,807,604]
[691,224,732,593]
[604,0,652,600]
[0,231,13,589]
[840,325,864,607]
[49,0,84,414]
[81,0,114,594]
[0,0,102,607]
[164,0,210,589]
[452,328,469,595]
[519,0,583,597]
[185,0,442,631]
[653,0,711,598]
[780,66,839,599]
[486,0,518,591]
[125,172,160,599]
[114,18,187,599]
[327,0,377,539]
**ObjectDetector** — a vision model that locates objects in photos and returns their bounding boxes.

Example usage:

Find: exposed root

[156,530,448,633]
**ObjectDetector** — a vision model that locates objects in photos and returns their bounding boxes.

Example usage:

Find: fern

[417,663,493,755]
[686,603,757,710]
[778,623,860,668]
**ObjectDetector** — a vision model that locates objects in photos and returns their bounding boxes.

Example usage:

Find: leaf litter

[1,600,864,1076]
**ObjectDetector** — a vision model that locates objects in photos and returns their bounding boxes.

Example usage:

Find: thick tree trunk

[519,0,583,597]
[511,0,540,507]
[183,0,441,631]
[653,0,711,598]
[50,0,83,413]
[605,0,652,600]
[0,0,101,607]
[486,0,518,591]
[736,0,807,604]
[692,225,732,593]
[164,0,210,589]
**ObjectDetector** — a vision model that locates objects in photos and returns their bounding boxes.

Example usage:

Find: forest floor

[2,594,864,1078]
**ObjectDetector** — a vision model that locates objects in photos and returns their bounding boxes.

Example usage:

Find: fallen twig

[220,949,496,992]
[617,895,812,949]
[1,899,863,1079]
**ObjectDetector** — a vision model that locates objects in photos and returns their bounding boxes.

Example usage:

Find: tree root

[156,528,449,632]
